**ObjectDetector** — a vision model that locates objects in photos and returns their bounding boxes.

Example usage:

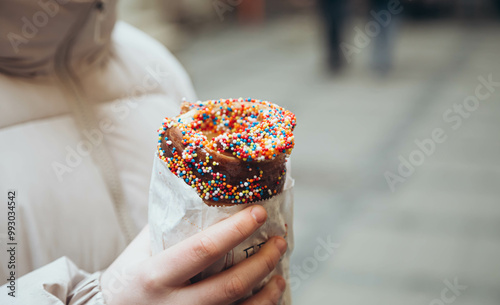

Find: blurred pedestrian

[318,0,348,72]
[370,0,399,74]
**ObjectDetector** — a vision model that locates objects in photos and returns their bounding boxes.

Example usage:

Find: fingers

[147,205,267,286]
[240,275,286,305]
[180,236,287,305]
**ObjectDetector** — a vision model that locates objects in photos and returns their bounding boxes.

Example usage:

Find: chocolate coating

[161,126,286,206]
[158,98,295,206]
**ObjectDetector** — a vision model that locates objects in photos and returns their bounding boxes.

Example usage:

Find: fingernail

[251,205,267,224]
[274,237,287,255]
[276,276,286,292]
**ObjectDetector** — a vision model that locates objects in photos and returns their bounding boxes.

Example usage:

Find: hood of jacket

[0,0,116,77]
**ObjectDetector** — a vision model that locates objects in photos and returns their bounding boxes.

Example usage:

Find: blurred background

[119,0,500,304]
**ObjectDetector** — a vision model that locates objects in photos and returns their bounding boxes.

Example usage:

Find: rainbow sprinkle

[157,98,296,204]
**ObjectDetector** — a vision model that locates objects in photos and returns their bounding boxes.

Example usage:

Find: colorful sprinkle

[156,98,296,204]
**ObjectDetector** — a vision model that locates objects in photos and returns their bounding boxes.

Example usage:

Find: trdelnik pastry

[157,98,296,205]
[149,98,296,304]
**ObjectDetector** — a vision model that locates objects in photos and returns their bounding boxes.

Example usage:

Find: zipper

[54,0,135,244]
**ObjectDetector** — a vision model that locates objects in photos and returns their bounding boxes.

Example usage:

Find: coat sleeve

[1,257,106,305]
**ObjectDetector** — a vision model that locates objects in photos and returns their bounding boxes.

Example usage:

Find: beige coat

[0,0,196,303]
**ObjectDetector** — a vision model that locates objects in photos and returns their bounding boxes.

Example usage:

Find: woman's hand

[100,205,287,305]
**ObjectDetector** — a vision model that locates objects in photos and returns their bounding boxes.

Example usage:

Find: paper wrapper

[149,155,294,304]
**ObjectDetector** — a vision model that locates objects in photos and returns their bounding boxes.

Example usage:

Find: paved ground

[121,5,500,304]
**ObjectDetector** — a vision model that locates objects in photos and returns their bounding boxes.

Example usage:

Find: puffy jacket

[0,0,196,303]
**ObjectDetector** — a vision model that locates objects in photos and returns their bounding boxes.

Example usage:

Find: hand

[100,205,287,305]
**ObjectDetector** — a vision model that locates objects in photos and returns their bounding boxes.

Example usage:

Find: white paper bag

[149,155,294,304]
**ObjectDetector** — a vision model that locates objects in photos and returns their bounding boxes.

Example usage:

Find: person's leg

[371,0,397,74]
[319,0,346,71]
